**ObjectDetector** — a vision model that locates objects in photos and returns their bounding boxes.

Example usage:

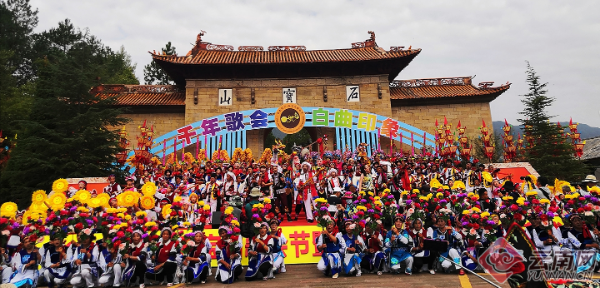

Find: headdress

[394,214,405,222]
[269,218,280,226]
[260,222,270,233]
[301,161,312,170]
[161,227,173,235]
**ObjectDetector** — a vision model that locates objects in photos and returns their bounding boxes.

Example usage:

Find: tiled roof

[151,46,420,65]
[389,77,510,100]
[582,136,600,160]
[92,85,185,106]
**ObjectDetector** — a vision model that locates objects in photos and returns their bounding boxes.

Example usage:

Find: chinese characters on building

[184,107,406,136]
[346,85,360,102]
[282,88,297,103]
[218,89,233,106]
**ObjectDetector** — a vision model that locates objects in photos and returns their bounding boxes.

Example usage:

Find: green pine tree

[0,0,39,85]
[517,62,588,181]
[0,0,37,171]
[143,42,175,85]
[0,19,135,206]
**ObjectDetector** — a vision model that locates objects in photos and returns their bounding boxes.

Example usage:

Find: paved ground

[178,264,512,288]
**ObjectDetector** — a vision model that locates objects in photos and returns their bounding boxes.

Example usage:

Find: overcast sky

[30,0,600,127]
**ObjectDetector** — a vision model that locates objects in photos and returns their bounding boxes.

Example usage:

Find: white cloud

[30,0,600,127]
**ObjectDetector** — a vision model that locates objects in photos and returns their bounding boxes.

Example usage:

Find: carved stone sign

[282,88,297,103]
[218,89,233,106]
[346,85,360,102]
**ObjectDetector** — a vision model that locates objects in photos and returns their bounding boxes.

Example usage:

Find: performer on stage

[408,218,434,274]
[316,222,346,279]
[214,228,242,284]
[295,162,317,223]
[427,217,464,274]
[42,234,71,288]
[1,244,14,284]
[98,240,122,288]
[268,220,287,276]
[182,231,211,284]
[341,221,364,276]
[145,228,178,287]
[104,175,122,197]
[361,225,386,275]
[385,215,414,275]
[121,230,147,288]
[69,232,100,288]
[9,235,41,288]
[245,223,273,281]
[564,214,600,273]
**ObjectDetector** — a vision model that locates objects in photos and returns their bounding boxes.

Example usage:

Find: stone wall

[246,129,264,158]
[120,113,185,140]
[183,75,392,152]
[391,102,493,140]
[184,74,392,124]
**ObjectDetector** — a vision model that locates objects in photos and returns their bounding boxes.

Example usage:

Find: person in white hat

[294,162,317,222]
[327,169,345,196]
[577,175,599,196]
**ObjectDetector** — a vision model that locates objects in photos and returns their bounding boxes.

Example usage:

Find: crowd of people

[1,146,599,287]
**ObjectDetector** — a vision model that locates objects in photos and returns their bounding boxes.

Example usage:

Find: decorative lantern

[119,126,127,138]
[485,146,495,159]
[575,142,585,158]
[569,133,581,141]
[461,148,471,159]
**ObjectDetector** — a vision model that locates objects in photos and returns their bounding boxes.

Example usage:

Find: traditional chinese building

[94,31,510,157]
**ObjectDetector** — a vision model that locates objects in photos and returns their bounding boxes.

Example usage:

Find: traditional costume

[316,230,345,278]
[361,230,386,275]
[269,227,287,276]
[296,163,317,221]
[145,232,178,286]
[214,235,242,284]
[385,228,413,274]
[427,226,463,272]
[9,246,40,288]
[183,233,211,284]
[121,240,146,287]
[69,240,100,288]
[341,226,365,276]
[97,245,122,287]
[407,219,433,274]
[245,224,273,281]
[1,246,13,284]
[563,215,600,273]
[43,243,71,288]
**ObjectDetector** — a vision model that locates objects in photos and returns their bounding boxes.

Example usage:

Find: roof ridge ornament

[238,46,264,51]
[351,31,377,49]
[187,30,209,56]
[478,82,494,89]
[389,46,405,52]
[390,77,469,88]
[91,84,181,94]
[207,44,234,51]
[268,46,306,51]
